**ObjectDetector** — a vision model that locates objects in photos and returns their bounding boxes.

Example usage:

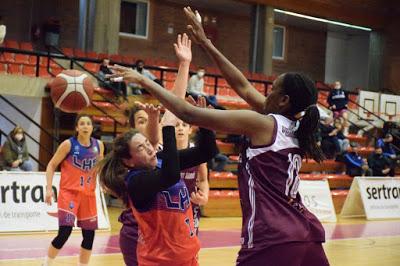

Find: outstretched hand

[186,95,214,109]
[135,101,161,117]
[183,7,208,45]
[107,64,143,84]
[174,33,192,63]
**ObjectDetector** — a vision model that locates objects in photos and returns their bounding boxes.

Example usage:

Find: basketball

[49,69,94,113]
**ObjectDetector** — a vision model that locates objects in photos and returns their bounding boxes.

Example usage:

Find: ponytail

[97,129,139,205]
[296,105,324,163]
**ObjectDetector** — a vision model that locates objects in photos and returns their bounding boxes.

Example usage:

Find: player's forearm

[172,61,190,98]
[45,165,55,189]
[146,112,161,148]
[201,40,252,94]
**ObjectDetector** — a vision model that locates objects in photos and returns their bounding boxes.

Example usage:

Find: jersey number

[286,153,302,198]
[80,176,92,187]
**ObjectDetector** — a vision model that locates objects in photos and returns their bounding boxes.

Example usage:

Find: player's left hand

[191,190,208,206]
[184,7,208,45]
[135,101,161,117]
[107,65,143,84]
[174,33,192,63]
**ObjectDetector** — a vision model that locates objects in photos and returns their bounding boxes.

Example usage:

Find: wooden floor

[1,207,400,266]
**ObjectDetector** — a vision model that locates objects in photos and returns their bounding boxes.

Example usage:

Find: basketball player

[98,106,218,266]
[43,114,104,266]
[118,33,208,265]
[108,29,329,266]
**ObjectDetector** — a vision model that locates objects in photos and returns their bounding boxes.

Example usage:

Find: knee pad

[51,226,72,249]
[81,229,95,250]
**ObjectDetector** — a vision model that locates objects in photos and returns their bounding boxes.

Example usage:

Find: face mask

[14,133,23,141]
[334,84,341,89]
[137,66,144,72]
[197,71,205,78]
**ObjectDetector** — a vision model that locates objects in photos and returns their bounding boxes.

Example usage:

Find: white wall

[325,31,370,91]
[0,95,43,170]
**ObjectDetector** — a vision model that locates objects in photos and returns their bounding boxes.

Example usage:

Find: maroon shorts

[236,242,329,266]
[119,209,139,266]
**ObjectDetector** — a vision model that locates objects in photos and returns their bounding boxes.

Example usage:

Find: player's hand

[184,7,208,45]
[174,33,192,63]
[186,95,213,109]
[161,110,178,127]
[191,190,208,206]
[107,65,144,84]
[45,187,54,206]
[135,101,161,117]
[382,168,390,175]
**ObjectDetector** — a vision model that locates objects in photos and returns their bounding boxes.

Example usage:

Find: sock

[43,256,55,266]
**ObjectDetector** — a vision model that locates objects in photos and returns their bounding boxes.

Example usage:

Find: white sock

[43,256,55,266]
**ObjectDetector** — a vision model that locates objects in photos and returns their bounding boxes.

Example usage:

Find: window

[119,0,149,38]
[273,25,285,60]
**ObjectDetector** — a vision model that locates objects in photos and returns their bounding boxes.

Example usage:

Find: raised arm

[184,7,266,113]
[109,66,275,145]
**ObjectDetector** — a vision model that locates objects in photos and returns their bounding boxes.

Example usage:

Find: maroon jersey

[237,114,325,252]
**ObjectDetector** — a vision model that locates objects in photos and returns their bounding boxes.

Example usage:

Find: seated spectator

[130,59,161,94]
[376,133,397,176]
[344,144,372,177]
[333,118,349,153]
[328,81,349,135]
[98,58,127,99]
[368,146,391,177]
[187,67,205,96]
[2,126,33,171]
[319,117,340,159]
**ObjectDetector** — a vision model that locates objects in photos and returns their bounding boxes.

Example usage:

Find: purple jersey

[237,114,325,252]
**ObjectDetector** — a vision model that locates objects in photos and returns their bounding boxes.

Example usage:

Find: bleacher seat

[73,49,86,58]
[7,64,21,74]
[86,51,98,59]
[84,62,99,73]
[164,72,177,81]
[98,53,109,60]
[28,55,39,66]
[331,190,349,213]
[61,48,74,57]
[38,67,52,78]
[122,55,135,64]
[14,54,29,64]
[110,54,122,63]
[202,190,241,217]
[4,40,19,49]
[22,65,36,77]
[1,53,15,63]
[51,67,63,76]
[94,87,114,97]
[20,42,33,51]
[0,64,6,73]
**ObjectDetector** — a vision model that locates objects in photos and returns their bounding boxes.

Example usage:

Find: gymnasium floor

[1,207,399,266]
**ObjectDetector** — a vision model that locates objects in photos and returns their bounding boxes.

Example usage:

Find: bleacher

[0,39,386,218]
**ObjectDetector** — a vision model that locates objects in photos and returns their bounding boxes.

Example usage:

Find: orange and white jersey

[60,137,100,194]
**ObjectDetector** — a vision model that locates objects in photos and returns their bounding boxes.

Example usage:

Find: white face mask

[14,133,23,141]
[197,71,205,78]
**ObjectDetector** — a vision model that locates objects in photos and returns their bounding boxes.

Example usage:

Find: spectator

[0,16,6,44]
[376,133,397,176]
[319,117,340,159]
[2,126,33,171]
[130,59,161,94]
[368,146,391,176]
[327,81,349,135]
[333,118,349,153]
[98,58,127,99]
[344,144,372,177]
[187,67,205,96]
